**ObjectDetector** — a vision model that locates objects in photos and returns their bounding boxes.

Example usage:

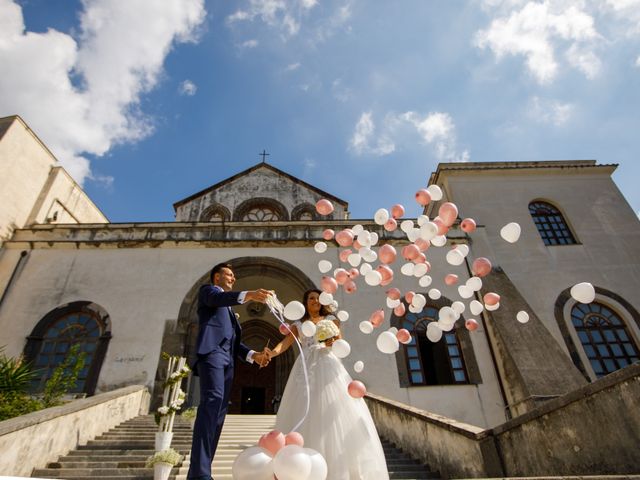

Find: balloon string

[267,302,311,434]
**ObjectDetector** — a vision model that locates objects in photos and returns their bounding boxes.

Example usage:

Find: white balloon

[386,297,401,308]
[365,270,383,286]
[458,285,474,299]
[500,222,521,243]
[413,263,429,277]
[431,235,447,247]
[469,300,484,316]
[232,446,274,480]
[360,247,378,263]
[353,360,364,373]
[352,224,364,236]
[401,262,415,276]
[304,448,328,480]
[357,231,372,247]
[301,320,317,337]
[485,302,500,311]
[426,322,443,342]
[517,311,530,323]
[419,275,433,287]
[400,220,414,233]
[347,253,362,267]
[374,208,390,225]
[314,242,328,254]
[376,331,400,354]
[337,310,349,322]
[570,282,596,304]
[407,227,421,243]
[451,301,466,314]
[412,293,427,309]
[331,339,351,358]
[318,260,332,273]
[456,244,470,257]
[438,306,457,323]
[466,276,483,292]
[387,326,398,335]
[420,222,439,241]
[428,288,442,300]
[359,321,374,334]
[330,300,339,311]
[417,214,430,226]
[408,304,423,313]
[369,232,379,246]
[359,262,373,276]
[438,318,455,331]
[273,445,312,480]
[284,301,305,321]
[427,184,443,201]
[446,249,465,266]
[319,292,333,305]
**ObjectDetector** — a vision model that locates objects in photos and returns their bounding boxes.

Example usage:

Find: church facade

[1,115,639,430]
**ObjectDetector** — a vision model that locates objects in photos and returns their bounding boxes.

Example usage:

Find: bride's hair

[301,289,333,319]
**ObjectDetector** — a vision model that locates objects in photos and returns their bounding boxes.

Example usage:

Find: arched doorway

[175,256,315,413]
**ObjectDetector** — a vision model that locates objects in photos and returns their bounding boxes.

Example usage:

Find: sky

[1,0,639,222]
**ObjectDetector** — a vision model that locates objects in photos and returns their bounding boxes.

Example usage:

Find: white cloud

[0,0,206,184]
[636,55,640,66]
[179,80,197,96]
[475,1,601,84]
[240,39,259,48]
[284,62,301,72]
[349,110,469,162]
[528,96,574,126]
[331,78,352,102]
[226,0,310,38]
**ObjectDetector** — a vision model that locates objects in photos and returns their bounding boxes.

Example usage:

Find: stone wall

[367,363,640,478]
[0,385,149,477]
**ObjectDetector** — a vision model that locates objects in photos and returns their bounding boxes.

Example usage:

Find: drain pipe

[0,250,29,310]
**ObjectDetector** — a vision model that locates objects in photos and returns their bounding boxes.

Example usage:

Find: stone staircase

[32,414,438,479]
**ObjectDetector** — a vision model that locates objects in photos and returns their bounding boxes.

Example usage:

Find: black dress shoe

[188,476,212,480]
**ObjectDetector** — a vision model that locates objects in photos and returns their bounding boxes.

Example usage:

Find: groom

[187,262,272,480]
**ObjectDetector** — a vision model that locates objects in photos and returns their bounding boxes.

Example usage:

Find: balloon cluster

[232,430,327,480]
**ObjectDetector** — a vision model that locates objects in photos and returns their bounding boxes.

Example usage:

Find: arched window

[528,201,577,246]
[233,198,289,222]
[200,203,230,222]
[291,203,319,221]
[571,301,639,378]
[24,302,111,395]
[401,307,469,385]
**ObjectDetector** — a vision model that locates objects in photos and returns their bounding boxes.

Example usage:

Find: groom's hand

[245,289,272,303]
[253,349,271,368]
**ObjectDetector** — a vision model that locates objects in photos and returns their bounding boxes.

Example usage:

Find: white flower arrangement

[145,448,183,467]
[315,319,340,343]
[157,354,189,434]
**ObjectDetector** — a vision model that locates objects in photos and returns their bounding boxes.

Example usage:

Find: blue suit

[188,284,251,479]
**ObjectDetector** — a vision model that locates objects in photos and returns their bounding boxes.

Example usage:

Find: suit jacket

[194,284,251,368]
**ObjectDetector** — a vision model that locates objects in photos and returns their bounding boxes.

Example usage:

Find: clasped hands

[253,347,273,368]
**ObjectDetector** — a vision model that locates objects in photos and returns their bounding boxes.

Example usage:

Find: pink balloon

[384,218,398,231]
[378,244,397,264]
[335,229,354,247]
[445,274,459,286]
[369,309,385,327]
[412,253,427,265]
[322,229,335,240]
[279,323,291,335]
[386,287,401,300]
[259,430,285,455]
[348,268,360,278]
[415,189,432,207]
[334,268,349,285]
[391,204,405,219]
[284,432,304,447]
[432,216,449,236]
[339,249,353,263]
[460,218,476,233]
[414,238,430,252]
[472,257,492,277]
[353,239,363,250]
[376,265,394,285]
[316,199,334,216]
[344,280,357,294]
[465,319,479,331]
[483,292,501,306]
[396,328,411,344]
[393,303,406,317]
[321,276,338,294]
[348,380,366,398]
[402,244,420,260]
[438,202,459,227]
[405,291,415,304]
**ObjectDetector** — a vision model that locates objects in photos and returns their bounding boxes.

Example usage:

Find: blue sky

[1,0,639,221]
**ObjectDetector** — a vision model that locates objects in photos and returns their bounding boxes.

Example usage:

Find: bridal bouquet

[315,319,340,343]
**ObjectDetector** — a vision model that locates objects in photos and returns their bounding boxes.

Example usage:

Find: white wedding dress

[275,320,389,480]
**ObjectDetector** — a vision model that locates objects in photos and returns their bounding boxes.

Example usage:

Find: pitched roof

[173,162,348,209]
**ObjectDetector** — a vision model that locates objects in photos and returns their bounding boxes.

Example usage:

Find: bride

[267,289,389,480]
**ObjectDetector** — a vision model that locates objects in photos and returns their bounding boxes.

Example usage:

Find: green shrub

[0,391,43,421]
[0,346,39,394]
[41,344,86,408]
